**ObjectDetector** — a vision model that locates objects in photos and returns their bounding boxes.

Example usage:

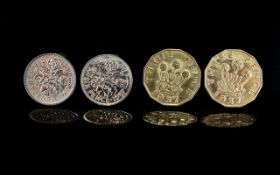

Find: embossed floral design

[154,60,190,103]
[216,60,252,100]
[24,53,76,105]
[33,59,72,97]
[81,55,132,105]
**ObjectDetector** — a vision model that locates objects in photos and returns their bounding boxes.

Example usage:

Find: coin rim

[23,53,77,106]
[83,109,133,125]
[143,48,201,106]
[204,49,263,107]
[29,108,79,124]
[80,54,133,106]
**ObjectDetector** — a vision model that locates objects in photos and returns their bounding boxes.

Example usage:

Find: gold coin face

[205,49,263,107]
[143,49,201,106]
[201,113,256,128]
[143,111,197,126]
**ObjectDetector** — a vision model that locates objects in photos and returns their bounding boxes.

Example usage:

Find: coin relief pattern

[81,54,133,106]
[144,49,201,106]
[205,49,263,107]
[24,50,263,108]
[24,53,76,105]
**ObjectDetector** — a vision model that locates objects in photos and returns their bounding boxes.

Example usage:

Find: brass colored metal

[201,113,256,128]
[205,49,263,107]
[143,49,201,106]
[143,111,197,126]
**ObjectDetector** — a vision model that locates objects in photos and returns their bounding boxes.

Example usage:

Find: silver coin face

[29,108,79,124]
[24,53,76,105]
[83,109,132,125]
[80,54,133,106]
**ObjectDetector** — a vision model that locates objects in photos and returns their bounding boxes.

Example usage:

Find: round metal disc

[80,54,133,106]
[24,53,76,105]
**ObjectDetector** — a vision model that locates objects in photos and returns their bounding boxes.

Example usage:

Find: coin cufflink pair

[24,53,132,106]
[143,49,263,107]
[24,49,263,108]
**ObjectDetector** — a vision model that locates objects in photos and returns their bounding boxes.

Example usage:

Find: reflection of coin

[24,53,76,105]
[143,49,201,106]
[83,109,132,125]
[81,54,133,106]
[143,111,197,126]
[205,49,263,107]
[201,113,255,128]
[29,109,79,124]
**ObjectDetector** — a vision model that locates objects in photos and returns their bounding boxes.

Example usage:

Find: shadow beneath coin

[143,110,197,127]
[83,109,133,126]
[29,108,80,125]
[201,113,256,128]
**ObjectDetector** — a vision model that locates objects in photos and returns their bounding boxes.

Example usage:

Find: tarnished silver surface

[80,54,133,106]
[143,111,197,126]
[24,53,76,105]
[83,109,132,125]
[29,108,79,124]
